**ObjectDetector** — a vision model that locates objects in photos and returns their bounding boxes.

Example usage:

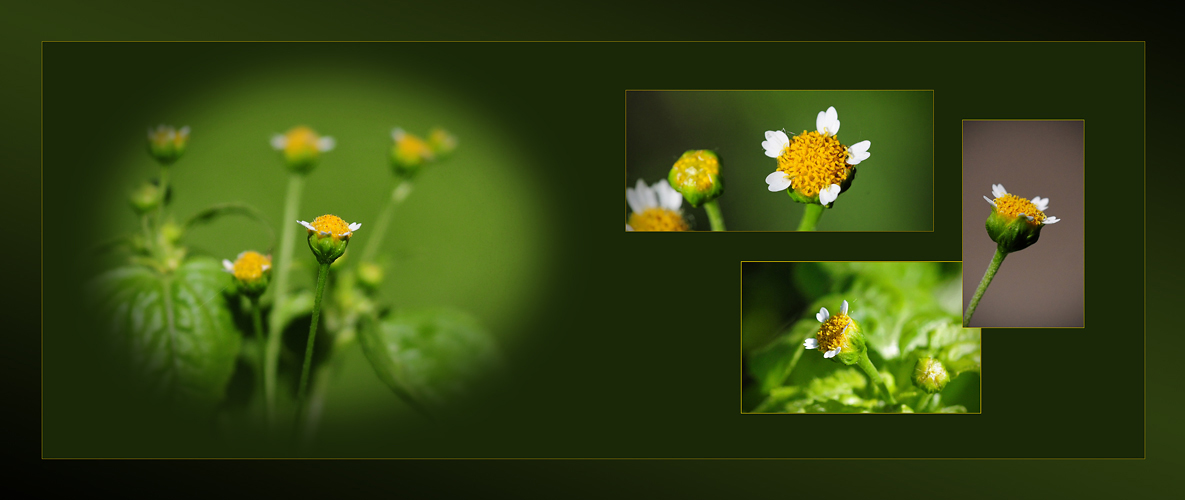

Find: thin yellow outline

[739,261,981,415]
[623,89,936,233]
[959,119,1086,330]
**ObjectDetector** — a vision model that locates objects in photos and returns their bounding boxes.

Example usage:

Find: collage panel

[625,90,933,231]
[741,262,981,414]
[961,120,1085,328]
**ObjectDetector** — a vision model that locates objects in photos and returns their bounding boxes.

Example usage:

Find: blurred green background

[742,262,979,413]
[627,91,932,231]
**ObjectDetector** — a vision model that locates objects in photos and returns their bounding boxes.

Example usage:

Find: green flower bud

[389,128,435,178]
[357,261,384,290]
[427,127,458,159]
[147,124,190,166]
[160,220,184,244]
[912,356,950,394]
[298,214,361,265]
[982,184,1061,253]
[271,126,335,174]
[222,251,272,298]
[667,150,725,208]
[129,181,161,215]
[803,299,868,366]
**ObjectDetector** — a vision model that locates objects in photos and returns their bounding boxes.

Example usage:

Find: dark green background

[7,1,1176,496]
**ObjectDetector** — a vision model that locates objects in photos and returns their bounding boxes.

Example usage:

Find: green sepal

[985,208,1043,253]
[668,149,725,208]
[832,319,868,366]
[784,167,858,207]
[307,232,351,265]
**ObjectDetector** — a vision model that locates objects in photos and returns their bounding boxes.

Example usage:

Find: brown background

[962,120,1084,327]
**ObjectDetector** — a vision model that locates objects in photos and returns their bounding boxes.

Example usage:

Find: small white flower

[762,130,790,158]
[984,184,1059,225]
[807,300,854,359]
[626,179,681,214]
[816,106,840,136]
[765,171,793,192]
[818,184,841,206]
[846,140,871,165]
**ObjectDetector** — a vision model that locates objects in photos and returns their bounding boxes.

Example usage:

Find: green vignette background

[626,90,932,231]
[39,42,1144,460]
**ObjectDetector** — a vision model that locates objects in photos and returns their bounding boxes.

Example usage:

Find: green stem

[155,166,170,228]
[360,180,413,264]
[856,351,896,406]
[266,173,305,422]
[295,262,330,430]
[915,393,933,412]
[797,203,824,231]
[964,247,1007,326]
[250,298,266,419]
[703,200,726,231]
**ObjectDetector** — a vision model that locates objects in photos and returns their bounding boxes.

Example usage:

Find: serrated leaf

[358,308,501,412]
[89,257,241,406]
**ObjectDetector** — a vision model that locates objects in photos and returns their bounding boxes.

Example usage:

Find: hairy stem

[361,180,413,263]
[250,298,266,419]
[265,173,305,423]
[797,203,824,231]
[703,200,726,231]
[856,351,896,406]
[295,262,330,431]
[964,247,1007,326]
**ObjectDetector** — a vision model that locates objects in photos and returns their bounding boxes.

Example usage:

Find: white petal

[983,196,996,206]
[816,307,830,323]
[803,338,819,349]
[762,130,790,158]
[222,259,235,272]
[992,184,1007,198]
[626,224,634,231]
[1044,216,1060,224]
[626,187,643,215]
[1019,213,1034,221]
[638,180,658,211]
[317,136,336,152]
[816,106,840,136]
[348,222,362,231]
[1031,196,1049,212]
[319,231,330,237]
[840,300,849,315]
[342,231,352,238]
[391,128,406,141]
[819,184,841,206]
[298,220,315,231]
[271,134,287,150]
[179,126,190,138]
[765,171,792,192]
[846,140,871,165]
[261,264,271,271]
[824,348,840,359]
[654,179,682,211]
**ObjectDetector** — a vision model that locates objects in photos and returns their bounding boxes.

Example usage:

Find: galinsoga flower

[763,107,872,206]
[803,300,857,359]
[668,149,724,208]
[271,126,335,173]
[298,214,361,264]
[982,183,1060,253]
[390,128,435,177]
[147,124,190,165]
[625,179,688,231]
[222,250,272,297]
[427,127,458,158]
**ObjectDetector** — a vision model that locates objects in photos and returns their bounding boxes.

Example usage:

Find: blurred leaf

[358,307,501,413]
[89,257,241,407]
[184,202,275,249]
[748,320,815,392]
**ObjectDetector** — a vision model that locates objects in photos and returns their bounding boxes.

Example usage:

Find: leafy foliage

[745,262,980,413]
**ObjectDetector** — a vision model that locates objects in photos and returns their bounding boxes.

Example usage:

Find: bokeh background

[627,91,932,231]
[962,120,1084,327]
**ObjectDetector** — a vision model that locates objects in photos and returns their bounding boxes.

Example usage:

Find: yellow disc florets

[815,313,854,353]
[671,150,720,192]
[283,126,321,157]
[991,194,1047,224]
[627,208,689,231]
[777,131,852,198]
[232,251,272,282]
[310,214,352,239]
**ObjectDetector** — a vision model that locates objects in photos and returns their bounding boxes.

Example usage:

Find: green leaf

[89,257,242,406]
[184,202,275,248]
[358,308,501,412]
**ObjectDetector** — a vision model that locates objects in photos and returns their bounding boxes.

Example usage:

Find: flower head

[667,149,725,208]
[272,126,335,174]
[222,250,272,297]
[912,357,950,394]
[763,107,872,207]
[803,299,868,364]
[625,179,689,231]
[147,124,190,165]
[427,127,458,158]
[298,214,361,264]
[982,184,1059,253]
[390,128,436,178]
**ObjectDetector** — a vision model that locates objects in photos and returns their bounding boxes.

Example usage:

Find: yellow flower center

[284,126,321,156]
[776,131,852,198]
[670,150,720,192]
[232,251,271,282]
[815,313,853,353]
[311,214,352,239]
[992,194,1046,223]
[395,133,434,164]
[628,208,689,231]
